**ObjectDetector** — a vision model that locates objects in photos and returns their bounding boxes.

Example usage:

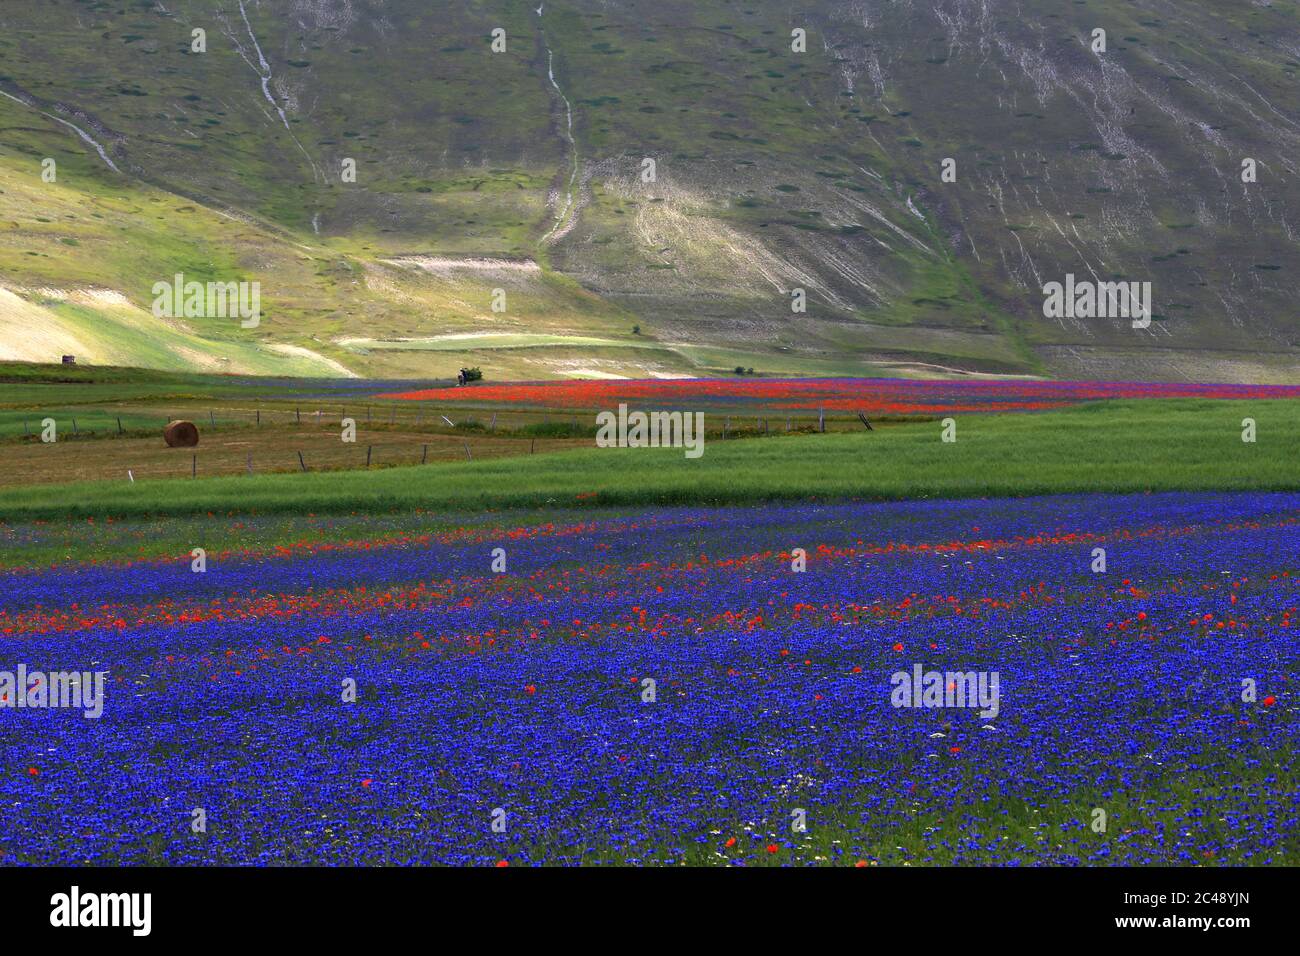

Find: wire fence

[2,404,872,486]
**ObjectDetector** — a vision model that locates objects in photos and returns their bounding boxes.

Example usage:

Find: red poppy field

[381,377,1300,415]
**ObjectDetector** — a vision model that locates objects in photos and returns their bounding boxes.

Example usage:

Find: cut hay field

[2,394,1299,526]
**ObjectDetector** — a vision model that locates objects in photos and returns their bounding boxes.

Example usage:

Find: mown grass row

[0,399,1295,521]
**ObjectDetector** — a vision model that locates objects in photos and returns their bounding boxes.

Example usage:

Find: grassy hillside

[0,1,1296,380]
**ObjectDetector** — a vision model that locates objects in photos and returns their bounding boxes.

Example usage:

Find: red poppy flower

[1263,696,1276,707]
[766,843,779,854]
[725,837,737,848]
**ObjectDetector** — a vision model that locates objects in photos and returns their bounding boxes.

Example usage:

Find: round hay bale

[163,420,200,448]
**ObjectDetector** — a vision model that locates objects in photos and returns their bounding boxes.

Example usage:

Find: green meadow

[0,398,1293,523]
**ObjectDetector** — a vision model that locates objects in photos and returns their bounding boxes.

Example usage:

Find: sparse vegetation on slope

[0,1,1295,380]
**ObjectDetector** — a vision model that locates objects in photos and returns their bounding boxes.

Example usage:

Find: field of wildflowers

[383,377,1300,414]
[1,491,1294,866]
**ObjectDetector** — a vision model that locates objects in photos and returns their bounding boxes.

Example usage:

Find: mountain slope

[0,0,1296,381]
